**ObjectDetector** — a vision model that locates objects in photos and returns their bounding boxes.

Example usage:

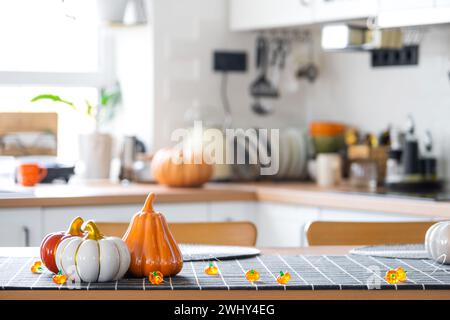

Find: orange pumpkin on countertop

[40,216,84,274]
[123,193,183,277]
[151,147,213,188]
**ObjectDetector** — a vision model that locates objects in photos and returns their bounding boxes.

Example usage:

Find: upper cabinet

[230,0,314,31]
[377,0,450,28]
[378,0,433,11]
[313,0,378,22]
[230,0,376,31]
[230,0,450,31]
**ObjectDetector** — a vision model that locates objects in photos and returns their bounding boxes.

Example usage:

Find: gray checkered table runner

[2,254,450,290]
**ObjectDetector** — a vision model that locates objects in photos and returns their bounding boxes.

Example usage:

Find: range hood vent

[321,24,404,52]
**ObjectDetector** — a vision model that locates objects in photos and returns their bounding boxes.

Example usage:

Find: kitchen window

[0,0,112,162]
[0,0,101,77]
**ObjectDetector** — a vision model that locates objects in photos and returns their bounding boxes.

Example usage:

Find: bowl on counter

[310,122,346,154]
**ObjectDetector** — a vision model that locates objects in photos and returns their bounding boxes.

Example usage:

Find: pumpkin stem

[142,193,156,213]
[66,216,84,236]
[84,221,103,241]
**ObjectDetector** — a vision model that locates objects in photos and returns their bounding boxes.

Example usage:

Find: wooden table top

[2,180,450,218]
[1,246,450,300]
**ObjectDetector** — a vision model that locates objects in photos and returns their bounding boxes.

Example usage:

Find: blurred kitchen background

[3,0,450,247]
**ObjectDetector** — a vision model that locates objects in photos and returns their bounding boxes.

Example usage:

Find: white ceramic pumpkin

[55,221,130,282]
[425,221,450,264]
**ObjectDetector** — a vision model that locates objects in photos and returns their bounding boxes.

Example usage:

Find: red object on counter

[39,216,84,274]
[17,163,47,187]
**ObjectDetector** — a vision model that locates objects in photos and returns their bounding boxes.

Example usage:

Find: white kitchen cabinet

[42,205,141,235]
[318,208,434,222]
[377,0,450,28]
[230,0,314,31]
[255,202,434,247]
[378,0,434,11]
[230,0,449,32]
[313,0,378,22]
[0,208,42,247]
[256,202,319,247]
[436,0,450,6]
[42,202,209,235]
[156,203,209,222]
[208,201,257,223]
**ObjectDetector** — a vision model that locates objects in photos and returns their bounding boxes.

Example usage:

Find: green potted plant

[31,84,121,180]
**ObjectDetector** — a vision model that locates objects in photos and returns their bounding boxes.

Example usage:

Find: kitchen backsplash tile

[151,0,308,150]
[305,26,450,180]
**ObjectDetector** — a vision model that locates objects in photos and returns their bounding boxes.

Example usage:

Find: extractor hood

[321,24,403,51]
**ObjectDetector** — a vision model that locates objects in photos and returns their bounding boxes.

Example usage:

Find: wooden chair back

[306,221,435,246]
[96,221,257,246]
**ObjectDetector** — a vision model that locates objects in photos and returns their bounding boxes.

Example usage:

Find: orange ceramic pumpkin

[151,148,213,188]
[123,193,183,277]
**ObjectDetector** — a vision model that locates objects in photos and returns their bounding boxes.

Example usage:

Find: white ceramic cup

[316,153,342,187]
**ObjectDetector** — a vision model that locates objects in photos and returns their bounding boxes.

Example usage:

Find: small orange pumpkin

[148,271,164,285]
[276,271,291,284]
[123,193,183,277]
[245,269,260,282]
[151,147,213,188]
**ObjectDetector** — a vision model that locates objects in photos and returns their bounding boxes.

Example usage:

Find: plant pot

[78,133,113,179]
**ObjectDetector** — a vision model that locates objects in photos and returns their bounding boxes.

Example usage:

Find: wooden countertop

[0,181,257,207]
[1,181,450,218]
[1,246,449,300]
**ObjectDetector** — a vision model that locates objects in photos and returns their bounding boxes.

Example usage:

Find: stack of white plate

[231,127,308,181]
[273,128,308,180]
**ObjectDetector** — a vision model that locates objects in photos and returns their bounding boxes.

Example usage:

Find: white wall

[150,0,307,150]
[305,26,450,179]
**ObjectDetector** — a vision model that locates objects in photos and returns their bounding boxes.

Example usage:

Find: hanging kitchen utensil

[279,35,300,94]
[269,38,289,93]
[296,32,319,83]
[296,64,319,83]
[250,36,278,116]
[252,97,272,115]
[250,36,279,99]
